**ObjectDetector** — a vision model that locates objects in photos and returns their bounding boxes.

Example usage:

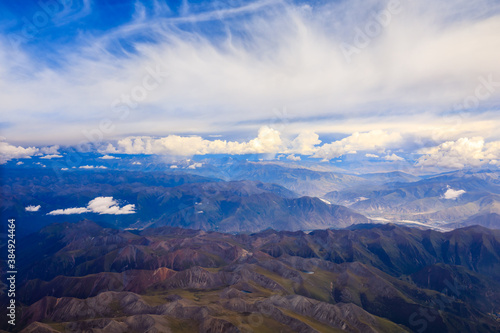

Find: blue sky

[1,0,500,169]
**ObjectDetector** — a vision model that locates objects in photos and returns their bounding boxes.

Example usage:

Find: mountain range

[1,221,499,332]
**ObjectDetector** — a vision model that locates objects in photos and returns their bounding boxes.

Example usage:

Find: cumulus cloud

[417,137,500,168]
[286,131,321,155]
[365,153,380,158]
[0,140,38,164]
[99,155,119,159]
[442,187,466,200]
[79,165,108,169]
[100,128,406,161]
[287,154,301,161]
[313,130,402,160]
[187,162,203,169]
[47,197,135,215]
[40,154,63,159]
[103,126,283,156]
[384,154,405,162]
[25,205,41,212]
[40,146,60,155]
[87,197,136,215]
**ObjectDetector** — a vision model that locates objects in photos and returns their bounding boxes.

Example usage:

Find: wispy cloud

[0,0,499,167]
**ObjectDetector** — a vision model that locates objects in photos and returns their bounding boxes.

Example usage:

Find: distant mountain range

[1,221,499,332]
[0,168,369,236]
[323,169,500,229]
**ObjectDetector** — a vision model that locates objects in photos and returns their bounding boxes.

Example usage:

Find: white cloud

[132,161,142,165]
[40,146,60,155]
[2,1,499,145]
[365,153,380,158]
[169,164,177,168]
[287,154,301,161]
[16,161,24,165]
[187,162,203,169]
[79,165,108,169]
[0,140,38,164]
[286,131,321,155]
[25,205,41,212]
[313,130,402,160]
[61,168,69,170]
[47,196,135,215]
[35,162,46,167]
[100,128,406,161]
[442,187,466,200]
[40,154,63,159]
[384,154,405,162]
[99,155,119,159]
[104,126,283,156]
[87,197,136,215]
[417,137,500,168]
[47,207,89,215]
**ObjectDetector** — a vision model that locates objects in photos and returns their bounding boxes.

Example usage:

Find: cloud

[47,207,89,215]
[79,165,108,169]
[187,162,203,169]
[25,205,41,212]
[313,130,402,160]
[40,146,60,155]
[87,197,136,215]
[99,155,119,159]
[47,196,135,215]
[40,154,63,159]
[286,154,301,161]
[417,137,500,168]
[442,187,466,200]
[132,161,142,165]
[0,140,38,164]
[286,131,321,155]
[16,161,24,165]
[104,126,283,156]
[100,128,406,161]
[1,0,499,146]
[384,154,405,162]
[365,153,379,158]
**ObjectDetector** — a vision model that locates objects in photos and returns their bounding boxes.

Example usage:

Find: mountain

[2,221,499,332]
[144,181,369,232]
[444,213,500,229]
[179,160,368,197]
[0,167,219,236]
[1,167,368,235]
[324,169,500,229]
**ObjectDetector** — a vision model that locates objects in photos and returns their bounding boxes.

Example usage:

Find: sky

[0,0,500,169]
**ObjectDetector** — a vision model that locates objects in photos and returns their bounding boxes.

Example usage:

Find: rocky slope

[1,221,499,332]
